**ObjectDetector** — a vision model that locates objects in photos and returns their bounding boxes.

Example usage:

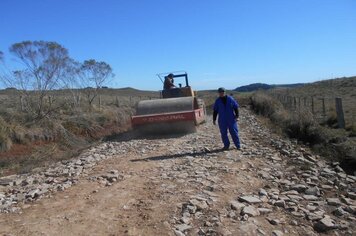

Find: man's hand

[213,120,216,125]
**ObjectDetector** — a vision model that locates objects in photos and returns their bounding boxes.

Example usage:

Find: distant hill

[234,83,305,92]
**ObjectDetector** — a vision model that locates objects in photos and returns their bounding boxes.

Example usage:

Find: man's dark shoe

[222,146,229,151]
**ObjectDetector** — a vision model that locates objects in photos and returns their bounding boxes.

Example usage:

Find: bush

[284,111,328,144]
[0,118,12,151]
[251,92,329,145]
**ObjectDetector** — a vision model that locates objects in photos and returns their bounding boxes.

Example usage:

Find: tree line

[0,40,114,119]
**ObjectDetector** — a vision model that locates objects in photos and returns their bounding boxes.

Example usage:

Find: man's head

[218,87,226,97]
[167,73,174,79]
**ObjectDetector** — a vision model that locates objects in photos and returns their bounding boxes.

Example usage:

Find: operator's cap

[218,87,226,93]
[167,73,174,78]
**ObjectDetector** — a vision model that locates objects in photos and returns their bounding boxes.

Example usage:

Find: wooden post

[293,97,297,110]
[303,97,307,107]
[116,96,119,107]
[20,95,24,111]
[48,96,52,107]
[335,97,345,128]
[298,97,301,109]
[321,98,326,122]
[98,95,101,110]
[79,95,81,106]
[311,96,314,114]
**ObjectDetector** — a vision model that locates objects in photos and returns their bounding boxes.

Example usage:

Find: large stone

[333,207,348,217]
[314,216,337,232]
[238,195,262,204]
[175,224,192,232]
[305,186,320,196]
[267,218,280,225]
[258,188,268,196]
[302,195,318,201]
[241,206,260,217]
[174,230,185,236]
[347,192,356,200]
[230,200,245,211]
[271,230,284,236]
[327,198,342,206]
[258,208,272,215]
[290,184,307,193]
[0,178,13,186]
[25,189,40,199]
[274,200,286,208]
[189,199,208,210]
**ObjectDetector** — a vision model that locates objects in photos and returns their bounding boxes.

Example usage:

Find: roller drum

[136,97,195,115]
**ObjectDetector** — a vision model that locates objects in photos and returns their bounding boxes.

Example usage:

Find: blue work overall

[213,96,241,149]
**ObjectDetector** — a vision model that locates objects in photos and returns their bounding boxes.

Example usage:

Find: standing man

[163,73,176,90]
[213,87,241,150]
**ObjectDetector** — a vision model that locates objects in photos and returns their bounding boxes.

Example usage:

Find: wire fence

[270,93,355,129]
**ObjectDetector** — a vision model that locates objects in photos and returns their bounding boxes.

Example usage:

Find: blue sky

[0,0,355,90]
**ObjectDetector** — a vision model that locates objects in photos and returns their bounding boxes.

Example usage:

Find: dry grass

[0,88,160,176]
[269,76,356,128]
[251,88,356,173]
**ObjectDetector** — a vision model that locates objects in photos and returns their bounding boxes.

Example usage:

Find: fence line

[270,92,354,129]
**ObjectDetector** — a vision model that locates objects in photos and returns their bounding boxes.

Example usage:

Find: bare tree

[79,59,114,107]
[61,59,83,110]
[7,41,71,118]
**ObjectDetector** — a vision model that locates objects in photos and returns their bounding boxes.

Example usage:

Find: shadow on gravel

[104,129,194,142]
[130,148,224,162]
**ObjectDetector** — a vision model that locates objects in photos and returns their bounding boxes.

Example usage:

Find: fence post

[20,95,24,111]
[311,96,314,114]
[321,98,326,122]
[116,96,119,107]
[303,97,307,107]
[335,97,345,129]
[298,97,301,110]
[48,96,52,107]
[98,95,101,110]
[293,97,297,110]
[77,95,81,106]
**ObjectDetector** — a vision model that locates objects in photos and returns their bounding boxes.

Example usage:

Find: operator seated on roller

[163,73,176,90]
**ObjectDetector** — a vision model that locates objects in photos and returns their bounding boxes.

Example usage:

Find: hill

[234,83,305,92]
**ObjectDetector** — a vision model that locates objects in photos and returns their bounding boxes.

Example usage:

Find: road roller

[131,72,206,134]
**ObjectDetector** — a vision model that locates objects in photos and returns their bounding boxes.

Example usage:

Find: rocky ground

[0,108,355,236]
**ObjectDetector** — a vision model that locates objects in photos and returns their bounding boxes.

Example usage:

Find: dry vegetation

[0,88,159,176]
[250,76,356,173]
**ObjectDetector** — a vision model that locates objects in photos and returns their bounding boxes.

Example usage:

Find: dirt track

[0,109,355,236]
